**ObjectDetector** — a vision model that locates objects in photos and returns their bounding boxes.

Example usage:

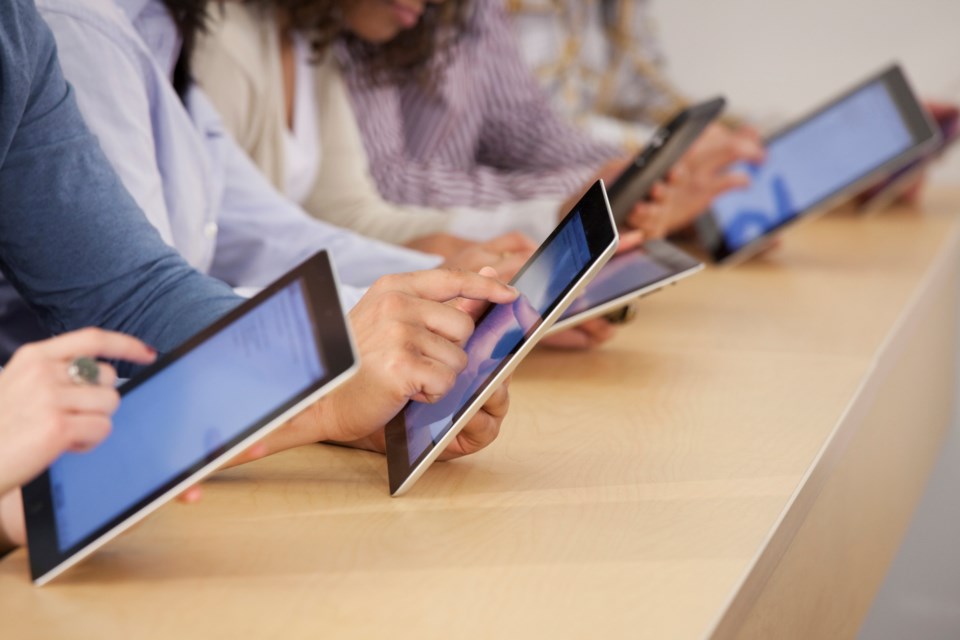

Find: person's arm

[36,4,181,252]
[0,0,240,354]
[342,29,617,209]
[195,90,442,290]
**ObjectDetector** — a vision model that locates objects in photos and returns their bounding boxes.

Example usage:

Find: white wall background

[650,3,960,636]
[654,0,960,184]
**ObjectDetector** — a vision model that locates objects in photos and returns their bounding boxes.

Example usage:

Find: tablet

[24,251,359,585]
[609,97,726,226]
[696,64,941,264]
[550,240,702,333]
[856,104,960,212]
[384,181,618,496]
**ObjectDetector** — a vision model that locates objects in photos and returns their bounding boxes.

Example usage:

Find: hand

[405,232,475,259]
[0,330,156,553]
[0,329,157,497]
[892,101,959,205]
[627,124,766,235]
[441,232,537,282]
[436,378,511,461]
[233,269,519,461]
[540,317,617,350]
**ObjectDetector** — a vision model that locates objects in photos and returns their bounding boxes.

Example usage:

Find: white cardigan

[192,4,561,245]
[193,4,452,244]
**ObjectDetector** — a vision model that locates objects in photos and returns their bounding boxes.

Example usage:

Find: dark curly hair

[163,0,207,97]
[163,0,470,98]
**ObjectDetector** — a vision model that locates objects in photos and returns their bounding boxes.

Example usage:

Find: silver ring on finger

[67,357,100,386]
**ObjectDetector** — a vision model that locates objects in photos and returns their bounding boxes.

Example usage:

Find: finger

[408,325,470,374]
[481,232,537,254]
[615,229,645,254]
[387,269,518,305]
[452,266,510,321]
[454,297,494,323]
[36,328,157,365]
[480,383,510,420]
[488,252,528,282]
[442,386,510,459]
[576,317,616,342]
[221,441,270,470]
[540,328,595,350]
[711,172,752,194]
[666,163,692,188]
[176,485,203,504]
[406,296,475,345]
[627,204,667,239]
[58,385,121,414]
[649,181,669,202]
[407,357,460,404]
[63,414,113,451]
[97,363,118,388]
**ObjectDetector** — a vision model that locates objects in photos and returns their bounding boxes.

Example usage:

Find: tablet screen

[712,81,913,251]
[559,240,702,322]
[26,253,356,583]
[49,280,323,551]
[402,211,593,465]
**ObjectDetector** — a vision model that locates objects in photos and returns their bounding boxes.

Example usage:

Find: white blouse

[283,37,321,205]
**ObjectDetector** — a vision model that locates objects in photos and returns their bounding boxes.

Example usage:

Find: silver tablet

[384,181,618,496]
[549,240,703,334]
[24,251,358,585]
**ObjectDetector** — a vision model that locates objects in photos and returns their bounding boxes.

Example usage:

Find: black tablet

[696,64,941,264]
[609,97,726,226]
[550,240,703,333]
[24,251,358,585]
[384,181,619,496]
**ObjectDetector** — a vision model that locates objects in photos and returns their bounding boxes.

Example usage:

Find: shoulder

[34,0,154,78]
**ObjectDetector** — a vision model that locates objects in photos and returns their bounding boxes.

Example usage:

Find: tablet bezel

[609,97,726,226]
[384,181,619,497]
[696,64,941,265]
[24,251,358,585]
[548,240,704,334]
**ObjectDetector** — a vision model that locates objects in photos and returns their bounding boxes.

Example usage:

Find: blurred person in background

[507,0,953,210]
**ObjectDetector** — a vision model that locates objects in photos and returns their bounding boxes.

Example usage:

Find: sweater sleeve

[0,0,240,356]
[343,0,622,210]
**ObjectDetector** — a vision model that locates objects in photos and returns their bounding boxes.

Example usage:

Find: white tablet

[384,181,619,496]
[696,64,941,264]
[24,251,358,585]
[549,240,703,334]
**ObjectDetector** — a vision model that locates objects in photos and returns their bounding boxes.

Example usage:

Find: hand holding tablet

[25,252,360,585]
[385,181,619,496]
[285,267,521,457]
[696,64,941,264]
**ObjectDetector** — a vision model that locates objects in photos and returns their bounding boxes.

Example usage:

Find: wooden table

[3,192,959,639]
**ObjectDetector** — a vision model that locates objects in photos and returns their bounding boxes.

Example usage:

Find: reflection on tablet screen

[403,211,591,465]
[713,81,913,251]
[48,281,324,552]
[561,249,673,319]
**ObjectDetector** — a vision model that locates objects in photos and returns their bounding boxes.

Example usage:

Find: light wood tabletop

[2,191,959,639]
